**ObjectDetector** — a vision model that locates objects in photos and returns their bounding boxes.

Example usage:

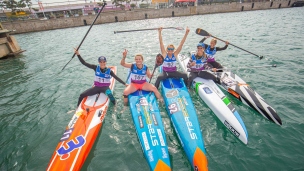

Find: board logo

[138,115,144,128]
[60,128,74,142]
[151,114,158,126]
[165,89,178,98]
[224,120,240,137]
[57,135,86,160]
[203,87,212,94]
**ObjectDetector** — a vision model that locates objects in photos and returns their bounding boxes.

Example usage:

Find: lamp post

[36,0,46,19]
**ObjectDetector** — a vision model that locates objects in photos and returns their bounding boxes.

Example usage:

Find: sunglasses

[167,48,174,51]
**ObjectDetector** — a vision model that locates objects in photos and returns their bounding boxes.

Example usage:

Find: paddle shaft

[114,27,183,34]
[210,35,263,59]
[149,64,158,83]
[211,64,277,71]
[61,3,107,71]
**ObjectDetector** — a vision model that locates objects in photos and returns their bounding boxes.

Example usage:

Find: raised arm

[110,70,127,86]
[120,49,133,68]
[74,48,96,70]
[158,27,166,57]
[174,27,190,57]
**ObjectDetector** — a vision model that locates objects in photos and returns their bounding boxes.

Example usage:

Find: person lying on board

[154,26,189,89]
[199,35,229,70]
[120,49,163,106]
[187,43,220,86]
[74,48,127,106]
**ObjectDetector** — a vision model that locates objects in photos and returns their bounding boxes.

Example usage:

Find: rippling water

[1,7,304,171]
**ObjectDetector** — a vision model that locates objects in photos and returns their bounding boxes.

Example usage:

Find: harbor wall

[1,0,295,34]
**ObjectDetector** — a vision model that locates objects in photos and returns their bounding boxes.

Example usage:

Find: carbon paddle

[205,64,277,72]
[114,27,184,34]
[195,28,264,60]
[149,53,164,83]
[61,2,107,71]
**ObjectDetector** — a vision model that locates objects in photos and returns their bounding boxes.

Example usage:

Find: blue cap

[98,56,107,62]
[197,43,205,47]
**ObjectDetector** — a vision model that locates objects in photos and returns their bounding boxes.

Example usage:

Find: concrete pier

[0,23,24,59]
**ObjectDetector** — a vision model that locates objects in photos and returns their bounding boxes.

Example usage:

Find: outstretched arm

[216,41,229,51]
[158,27,166,57]
[120,49,132,68]
[174,27,190,57]
[110,71,127,86]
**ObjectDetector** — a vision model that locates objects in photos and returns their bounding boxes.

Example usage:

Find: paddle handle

[114,27,183,34]
[62,2,107,71]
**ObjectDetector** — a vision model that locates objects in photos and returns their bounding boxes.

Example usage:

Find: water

[1,8,304,171]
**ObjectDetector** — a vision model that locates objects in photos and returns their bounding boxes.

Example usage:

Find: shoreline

[2,0,296,35]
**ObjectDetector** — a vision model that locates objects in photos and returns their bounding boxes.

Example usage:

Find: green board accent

[195,82,201,94]
[222,97,230,105]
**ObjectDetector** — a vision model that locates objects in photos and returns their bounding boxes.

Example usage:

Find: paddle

[61,2,107,71]
[195,28,264,60]
[114,27,184,34]
[203,64,277,72]
[149,53,164,83]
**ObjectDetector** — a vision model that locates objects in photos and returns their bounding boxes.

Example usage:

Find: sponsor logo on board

[157,129,165,146]
[148,150,154,162]
[224,120,240,137]
[142,132,150,151]
[138,116,144,128]
[203,87,213,94]
[60,128,74,142]
[151,114,158,126]
[165,89,178,98]
[161,148,168,159]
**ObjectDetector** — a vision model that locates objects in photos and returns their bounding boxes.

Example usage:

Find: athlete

[154,27,189,89]
[120,49,163,105]
[187,43,220,86]
[199,35,229,69]
[74,48,127,106]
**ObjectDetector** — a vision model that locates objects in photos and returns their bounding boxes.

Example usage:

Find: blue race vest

[130,64,147,84]
[205,45,217,62]
[162,54,177,72]
[190,54,207,72]
[94,66,111,87]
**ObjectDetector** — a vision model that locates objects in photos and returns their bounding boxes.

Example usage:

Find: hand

[225,41,229,45]
[185,27,190,34]
[190,61,196,66]
[158,27,163,33]
[212,68,217,72]
[125,83,129,87]
[122,49,127,58]
[74,47,80,55]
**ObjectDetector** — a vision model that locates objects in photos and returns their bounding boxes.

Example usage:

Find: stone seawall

[2,0,295,34]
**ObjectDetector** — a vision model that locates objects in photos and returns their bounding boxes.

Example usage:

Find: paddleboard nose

[193,147,208,171]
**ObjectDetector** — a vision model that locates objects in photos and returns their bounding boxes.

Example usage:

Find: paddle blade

[196,28,210,36]
[156,53,164,66]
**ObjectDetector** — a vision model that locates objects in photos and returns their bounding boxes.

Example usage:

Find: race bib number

[95,77,110,83]
[164,61,176,68]
[131,74,146,81]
